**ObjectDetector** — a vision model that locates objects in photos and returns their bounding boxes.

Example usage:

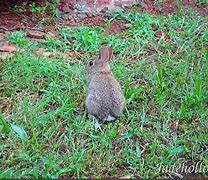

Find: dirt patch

[60,0,207,35]
[0,0,207,35]
[63,15,106,27]
[104,20,130,35]
[0,0,57,32]
[83,15,106,26]
[182,0,208,16]
[138,0,207,16]
[0,12,32,31]
[61,14,129,35]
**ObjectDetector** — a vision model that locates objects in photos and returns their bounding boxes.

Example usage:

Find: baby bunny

[85,47,125,123]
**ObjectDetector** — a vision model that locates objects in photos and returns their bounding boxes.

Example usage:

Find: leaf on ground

[11,124,27,141]
[0,44,16,53]
[168,146,185,157]
[0,52,15,60]
[120,175,133,179]
[43,51,52,57]
[27,30,45,39]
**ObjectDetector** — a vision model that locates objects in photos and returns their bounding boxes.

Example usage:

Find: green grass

[0,7,208,178]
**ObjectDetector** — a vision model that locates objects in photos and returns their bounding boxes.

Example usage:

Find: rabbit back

[86,73,125,121]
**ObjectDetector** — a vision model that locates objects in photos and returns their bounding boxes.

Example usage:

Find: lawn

[0,4,208,179]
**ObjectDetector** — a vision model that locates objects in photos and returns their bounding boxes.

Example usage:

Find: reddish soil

[61,15,128,35]
[61,0,207,34]
[0,0,57,32]
[0,0,207,34]
[142,0,208,16]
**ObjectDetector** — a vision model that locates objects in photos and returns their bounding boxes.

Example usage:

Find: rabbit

[85,47,125,123]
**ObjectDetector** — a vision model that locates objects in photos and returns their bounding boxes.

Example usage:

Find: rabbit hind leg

[85,95,101,119]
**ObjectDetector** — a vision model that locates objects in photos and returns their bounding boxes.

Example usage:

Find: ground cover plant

[0,1,208,179]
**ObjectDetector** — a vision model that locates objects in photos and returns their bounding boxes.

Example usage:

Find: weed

[4,31,28,47]
[10,2,27,13]
[29,2,46,14]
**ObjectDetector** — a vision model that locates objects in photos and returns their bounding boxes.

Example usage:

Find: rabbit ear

[99,47,113,62]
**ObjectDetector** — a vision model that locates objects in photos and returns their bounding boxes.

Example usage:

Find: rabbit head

[86,47,113,75]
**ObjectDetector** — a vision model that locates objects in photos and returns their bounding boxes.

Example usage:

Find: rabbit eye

[89,61,94,66]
